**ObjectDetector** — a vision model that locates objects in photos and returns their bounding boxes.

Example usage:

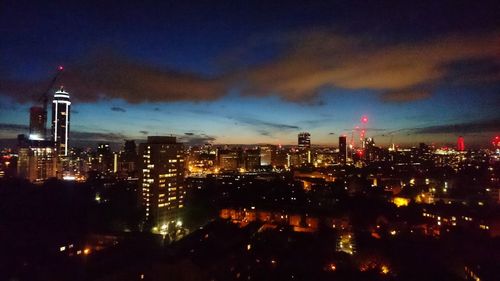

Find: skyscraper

[298,132,311,150]
[95,143,113,173]
[52,87,71,156]
[139,136,185,230]
[243,149,261,171]
[218,149,240,171]
[339,136,347,164]
[29,106,45,140]
[118,140,138,178]
[259,145,275,166]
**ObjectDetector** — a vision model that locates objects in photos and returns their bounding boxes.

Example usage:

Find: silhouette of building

[244,149,261,171]
[29,106,45,140]
[118,140,138,178]
[339,136,347,164]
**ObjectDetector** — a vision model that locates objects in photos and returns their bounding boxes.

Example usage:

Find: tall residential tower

[52,87,71,156]
[139,136,185,230]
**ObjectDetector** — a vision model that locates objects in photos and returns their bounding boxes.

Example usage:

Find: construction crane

[33,66,64,139]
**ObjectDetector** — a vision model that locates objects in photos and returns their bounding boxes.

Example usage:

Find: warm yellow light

[83,248,91,255]
[381,265,390,274]
[393,197,409,207]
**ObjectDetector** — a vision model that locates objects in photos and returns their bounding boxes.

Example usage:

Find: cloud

[230,116,299,131]
[0,122,128,143]
[178,133,216,145]
[1,32,498,105]
[71,131,127,142]
[111,106,126,112]
[237,31,500,103]
[0,123,28,132]
[0,52,228,104]
[344,127,388,133]
[257,130,272,137]
[380,89,432,103]
[411,118,500,134]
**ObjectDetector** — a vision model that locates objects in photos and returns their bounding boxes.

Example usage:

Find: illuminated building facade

[139,136,185,229]
[259,145,275,166]
[298,132,312,164]
[218,149,239,171]
[29,106,45,140]
[17,140,57,182]
[298,132,311,150]
[51,87,71,156]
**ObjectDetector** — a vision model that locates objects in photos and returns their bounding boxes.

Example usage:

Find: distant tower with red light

[360,116,368,148]
[493,136,500,148]
[457,136,465,151]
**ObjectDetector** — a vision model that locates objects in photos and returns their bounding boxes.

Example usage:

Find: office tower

[273,145,288,167]
[52,87,71,156]
[29,106,45,140]
[244,149,261,171]
[288,151,301,167]
[259,145,275,166]
[457,136,465,151]
[118,140,138,178]
[95,143,113,173]
[139,136,185,229]
[218,149,239,171]
[17,140,57,182]
[339,136,347,164]
[364,137,376,161]
[298,132,311,150]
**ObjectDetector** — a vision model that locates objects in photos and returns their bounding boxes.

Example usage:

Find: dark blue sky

[1,0,499,146]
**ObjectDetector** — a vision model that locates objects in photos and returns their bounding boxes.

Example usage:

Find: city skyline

[1,1,499,147]
[1,2,500,280]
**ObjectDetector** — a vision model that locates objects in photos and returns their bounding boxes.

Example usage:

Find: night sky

[1,0,499,147]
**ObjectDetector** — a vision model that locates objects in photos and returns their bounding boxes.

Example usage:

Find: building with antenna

[52,86,71,157]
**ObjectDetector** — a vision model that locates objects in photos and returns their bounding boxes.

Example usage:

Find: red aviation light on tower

[493,136,500,147]
[58,65,64,71]
[457,136,465,151]
[361,116,368,124]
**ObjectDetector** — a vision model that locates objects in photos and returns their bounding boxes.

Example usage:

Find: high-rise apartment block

[139,136,185,229]
[52,87,71,156]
